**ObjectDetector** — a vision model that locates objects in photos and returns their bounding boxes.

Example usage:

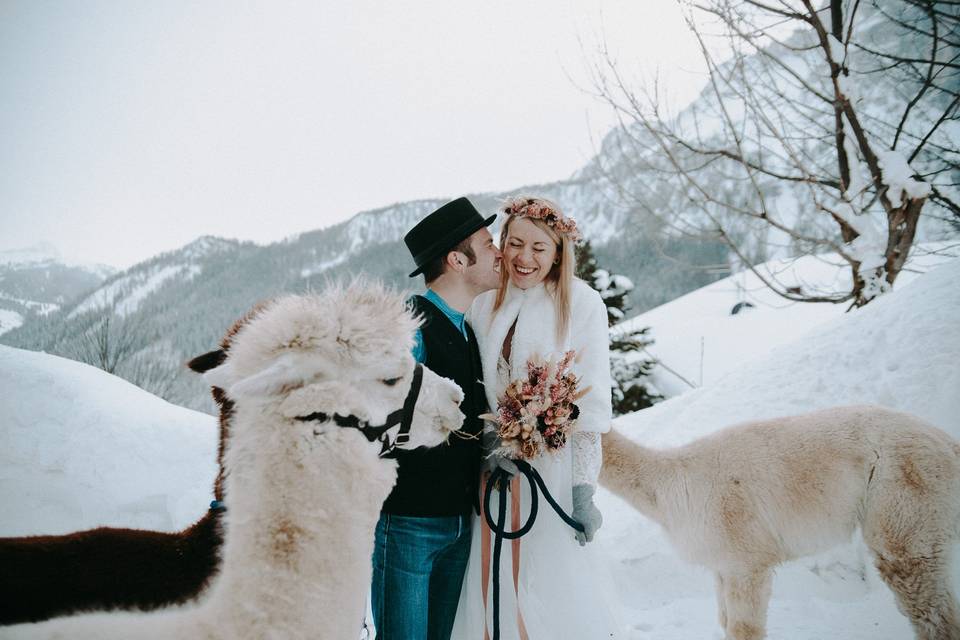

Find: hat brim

[408,213,497,277]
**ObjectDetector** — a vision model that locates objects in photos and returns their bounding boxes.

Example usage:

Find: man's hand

[572,483,602,546]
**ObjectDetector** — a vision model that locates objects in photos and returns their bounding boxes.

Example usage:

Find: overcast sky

[1,1,707,269]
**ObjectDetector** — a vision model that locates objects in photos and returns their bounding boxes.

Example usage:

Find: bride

[452,196,622,639]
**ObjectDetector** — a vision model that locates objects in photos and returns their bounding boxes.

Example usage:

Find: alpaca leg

[718,567,773,640]
[866,539,960,640]
[862,470,960,640]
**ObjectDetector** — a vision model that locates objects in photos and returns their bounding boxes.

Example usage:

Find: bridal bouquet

[482,350,589,461]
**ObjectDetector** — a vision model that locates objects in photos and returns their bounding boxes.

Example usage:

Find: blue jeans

[371,512,471,640]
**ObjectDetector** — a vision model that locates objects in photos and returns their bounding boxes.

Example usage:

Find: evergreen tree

[576,241,662,416]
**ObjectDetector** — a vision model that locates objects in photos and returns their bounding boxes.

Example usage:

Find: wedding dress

[451,281,624,639]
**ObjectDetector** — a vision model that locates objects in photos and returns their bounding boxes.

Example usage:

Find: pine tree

[576,241,662,416]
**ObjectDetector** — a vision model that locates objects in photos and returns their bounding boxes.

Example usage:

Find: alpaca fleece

[601,405,960,640]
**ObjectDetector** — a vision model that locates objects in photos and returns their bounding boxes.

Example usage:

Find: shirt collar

[424,288,467,336]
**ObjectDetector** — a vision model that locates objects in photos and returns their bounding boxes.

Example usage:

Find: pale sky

[0,1,707,269]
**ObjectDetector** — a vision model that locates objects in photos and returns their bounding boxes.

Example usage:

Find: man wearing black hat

[371,197,500,639]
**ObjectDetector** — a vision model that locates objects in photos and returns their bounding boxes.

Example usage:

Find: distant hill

[0,243,115,336]
[6,3,955,413]
[2,192,725,413]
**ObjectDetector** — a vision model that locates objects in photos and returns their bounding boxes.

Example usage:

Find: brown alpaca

[0,310,257,626]
[600,405,960,640]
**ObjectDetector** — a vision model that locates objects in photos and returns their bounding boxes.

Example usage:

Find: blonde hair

[493,199,577,342]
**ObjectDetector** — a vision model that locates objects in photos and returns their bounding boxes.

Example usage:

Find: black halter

[294,363,424,457]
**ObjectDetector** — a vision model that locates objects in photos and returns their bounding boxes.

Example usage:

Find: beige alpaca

[600,405,960,640]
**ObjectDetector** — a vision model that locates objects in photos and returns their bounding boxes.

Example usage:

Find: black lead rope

[483,460,585,640]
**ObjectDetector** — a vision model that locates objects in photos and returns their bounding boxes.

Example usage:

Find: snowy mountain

[1,191,724,412]
[5,4,956,414]
[579,1,958,272]
[2,255,955,639]
[0,244,115,337]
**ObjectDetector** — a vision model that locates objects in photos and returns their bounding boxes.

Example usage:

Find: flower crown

[502,197,583,243]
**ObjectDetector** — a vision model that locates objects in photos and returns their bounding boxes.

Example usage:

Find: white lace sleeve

[572,430,602,487]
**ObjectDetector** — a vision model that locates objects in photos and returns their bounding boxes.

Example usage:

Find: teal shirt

[412,289,468,363]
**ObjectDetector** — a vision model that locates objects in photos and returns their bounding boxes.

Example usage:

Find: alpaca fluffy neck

[600,428,677,524]
[205,407,398,637]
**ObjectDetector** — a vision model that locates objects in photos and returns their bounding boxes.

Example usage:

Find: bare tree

[591,0,958,307]
[72,305,145,374]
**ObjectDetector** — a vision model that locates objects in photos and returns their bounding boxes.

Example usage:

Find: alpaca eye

[382,377,402,387]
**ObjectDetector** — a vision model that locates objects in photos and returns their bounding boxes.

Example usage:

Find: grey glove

[572,483,602,546]
[481,429,518,478]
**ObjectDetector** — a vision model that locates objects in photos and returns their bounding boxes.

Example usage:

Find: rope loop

[482,459,584,640]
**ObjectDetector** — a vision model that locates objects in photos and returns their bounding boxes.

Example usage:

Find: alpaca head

[200,279,464,453]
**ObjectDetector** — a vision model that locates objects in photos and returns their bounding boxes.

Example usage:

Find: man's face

[461,227,501,294]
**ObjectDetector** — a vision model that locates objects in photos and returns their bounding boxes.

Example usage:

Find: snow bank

[620,243,957,397]
[0,309,24,337]
[598,257,960,639]
[0,346,217,536]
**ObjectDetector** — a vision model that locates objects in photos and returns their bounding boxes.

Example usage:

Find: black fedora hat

[404,197,496,277]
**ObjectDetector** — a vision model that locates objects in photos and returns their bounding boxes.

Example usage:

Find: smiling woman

[493,197,580,342]
[455,196,621,639]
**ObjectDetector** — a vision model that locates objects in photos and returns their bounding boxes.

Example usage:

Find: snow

[0,309,24,336]
[2,252,958,638]
[618,243,957,396]
[0,346,217,536]
[841,113,870,198]
[837,73,863,104]
[827,34,846,64]
[0,294,60,316]
[876,149,932,208]
[301,253,348,278]
[597,256,960,639]
[69,263,201,319]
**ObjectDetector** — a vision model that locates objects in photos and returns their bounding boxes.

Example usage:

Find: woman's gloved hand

[571,483,602,546]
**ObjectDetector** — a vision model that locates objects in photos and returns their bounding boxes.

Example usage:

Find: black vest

[381,295,486,516]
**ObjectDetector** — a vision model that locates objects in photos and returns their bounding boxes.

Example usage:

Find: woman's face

[502,217,558,290]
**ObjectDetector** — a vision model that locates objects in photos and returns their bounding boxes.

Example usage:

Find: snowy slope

[622,243,959,397]
[0,346,217,537]
[597,257,960,639]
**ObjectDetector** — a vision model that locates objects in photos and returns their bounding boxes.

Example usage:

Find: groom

[371,197,501,639]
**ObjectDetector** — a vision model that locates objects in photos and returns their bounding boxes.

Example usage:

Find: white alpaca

[1,282,465,640]
[600,405,960,640]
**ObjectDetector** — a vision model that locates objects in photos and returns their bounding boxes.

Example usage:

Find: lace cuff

[572,431,602,487]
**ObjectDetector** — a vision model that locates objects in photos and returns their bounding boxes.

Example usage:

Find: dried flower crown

[502,197,583,243]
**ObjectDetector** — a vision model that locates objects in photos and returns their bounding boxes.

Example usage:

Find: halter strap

[293,363,424,458]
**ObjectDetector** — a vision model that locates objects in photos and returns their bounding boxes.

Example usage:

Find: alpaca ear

[203,360,240,390]
[187,349,227,373]
[226,352,319,398]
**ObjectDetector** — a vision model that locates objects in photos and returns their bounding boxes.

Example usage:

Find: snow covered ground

[0,347,217,536]
[0,253,957,639]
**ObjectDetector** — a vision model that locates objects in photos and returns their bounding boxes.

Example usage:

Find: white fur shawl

[468,279,612,434]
